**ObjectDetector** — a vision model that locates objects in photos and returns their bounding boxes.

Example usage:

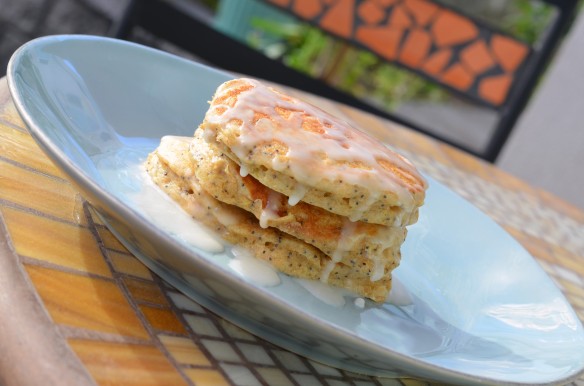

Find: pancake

[190,129,406,279]
[145,136,393,301]
[200,78,427,226]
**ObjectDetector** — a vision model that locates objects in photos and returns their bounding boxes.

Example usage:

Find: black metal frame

[112,0,579,162]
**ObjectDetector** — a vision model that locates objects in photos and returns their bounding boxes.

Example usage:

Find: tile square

[124,277,168,306]
[3,207,111,278]
[0,160,83,225]
[69,339,186,385]
[26,264,148,339]
[236,342,274,365]
[309,360,341,376]
[140,305,186,334]
[256,367,295,386]
[272,350,308,372]
[97,225,129,252]
[201,340,241,363]
[158,334,211,366]
[168,292,205,313]
[220,364,262,386]
[185,314,223,338]
[109,250,152,280]
[218,319,257,341]
[0,124,66,178]
[183,368,230,386]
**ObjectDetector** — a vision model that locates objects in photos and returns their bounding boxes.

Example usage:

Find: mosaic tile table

[0,75,583,386]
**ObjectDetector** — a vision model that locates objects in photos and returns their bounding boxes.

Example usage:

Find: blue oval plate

[8,35,584,385]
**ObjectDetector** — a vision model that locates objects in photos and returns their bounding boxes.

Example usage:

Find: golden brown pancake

[200,78,426,226]
[145,136,393,301]
[190,129,406,276]
[145,78,428,302]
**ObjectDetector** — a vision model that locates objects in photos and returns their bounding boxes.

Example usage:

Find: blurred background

[0,0,583,209]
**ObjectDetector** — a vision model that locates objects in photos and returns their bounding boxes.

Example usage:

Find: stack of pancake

[145,78,427,302]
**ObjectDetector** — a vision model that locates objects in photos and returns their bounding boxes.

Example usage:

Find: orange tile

[389,4,412,28]
[292,0,323,19]
[158,335,211,366]
[399,28,432,68]
[431,9,478,47]
[460,40,495,74]
[0,125,66,178]
[69,339,187,386]
[124,277,168,306]
[491,34,529,72]
[356,25,403,60]
[140,305,187,334]
[422,48,451,76]
[109,250,152,280]
[26,264,149,339]
[441,63,474,91]
[320,0,355,38]
[2,207,111,277]
[403,0,439,26]
[358,0,385,25]
[88,206,107,225]
[0,160,86,225]
[97,225,130,253]
[479,74,512,106]
[183,368,230,386]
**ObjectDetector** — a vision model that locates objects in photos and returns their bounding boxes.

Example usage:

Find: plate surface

[8,35,584,385]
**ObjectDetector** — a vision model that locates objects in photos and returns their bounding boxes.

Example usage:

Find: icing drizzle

[205,78,427,213]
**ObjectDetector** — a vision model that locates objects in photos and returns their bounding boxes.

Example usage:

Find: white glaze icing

[259,190,283,228]
[288,183,308,206]
[205,78,426,212]
[229,246,281,286]
[320,221,357,283]
[296,278,346,307]
[239,163,249,177]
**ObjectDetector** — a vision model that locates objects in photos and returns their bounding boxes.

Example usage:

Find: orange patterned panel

[320,0,355,38]
[264,0,532,107]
